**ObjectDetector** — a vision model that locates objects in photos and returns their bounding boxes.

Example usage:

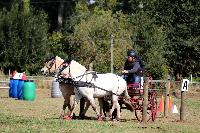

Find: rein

[57,74,121,97]
[56,62,121,97]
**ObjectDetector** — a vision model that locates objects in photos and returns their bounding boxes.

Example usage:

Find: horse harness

[56,61,121,96]
[56,73,121,97]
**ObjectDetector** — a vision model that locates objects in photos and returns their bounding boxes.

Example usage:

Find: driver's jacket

[124,59,143,76]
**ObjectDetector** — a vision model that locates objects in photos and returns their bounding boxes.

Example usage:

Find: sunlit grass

[1,89,200,133]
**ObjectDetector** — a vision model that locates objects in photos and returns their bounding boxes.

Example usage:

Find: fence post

[180,91,186,121]
[142,78,148,123]
[110,34,114,73]
[164,79,170,117]
[89,62,93,71]
[180,79,189,121]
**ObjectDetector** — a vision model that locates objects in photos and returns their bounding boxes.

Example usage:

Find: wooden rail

[0,77,53,90]
[0,81,9,89]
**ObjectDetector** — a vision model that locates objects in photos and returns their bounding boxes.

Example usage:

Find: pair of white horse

[41,56,130,121]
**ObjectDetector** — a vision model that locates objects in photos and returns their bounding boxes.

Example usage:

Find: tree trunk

[57,0,65,31]
[22,0,30,13]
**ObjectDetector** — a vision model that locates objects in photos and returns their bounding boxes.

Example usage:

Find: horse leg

[60,98,67,118]
[60,95,72,118]
[115,101,121,120]
[81,98,106,118]
[87,97,101,121]
[80,99,91,119]
[98,98,110,117]
[107,96,120,121]
[64,94,81,120]
[98,98,103,116]
[79,97,86,118]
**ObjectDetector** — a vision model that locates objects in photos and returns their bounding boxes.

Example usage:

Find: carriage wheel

[135,108,152,122]
[149,92,158,121]
[134,98,151,122]
[135,108,142,122]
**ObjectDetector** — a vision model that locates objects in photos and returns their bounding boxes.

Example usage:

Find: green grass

[186,99,200,109]
[1,113,200,133]
[1,89,200,133]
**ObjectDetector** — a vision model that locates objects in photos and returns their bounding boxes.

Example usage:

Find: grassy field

[0,86,200,133]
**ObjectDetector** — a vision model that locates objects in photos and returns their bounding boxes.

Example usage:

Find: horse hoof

[106,117,110,122]
[63,116,72,120]
[113,118,120,122]
[72,113,76,119]
[98,116,102,121]
[79,114,86,119]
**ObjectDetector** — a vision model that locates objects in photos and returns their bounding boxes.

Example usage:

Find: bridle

[45,57,64,76]
[57,62,72,79]
[45,58,57,75]
[57,62,90,81]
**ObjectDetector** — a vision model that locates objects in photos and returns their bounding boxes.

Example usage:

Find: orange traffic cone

[159,96,164,112]
[168,96,173,113]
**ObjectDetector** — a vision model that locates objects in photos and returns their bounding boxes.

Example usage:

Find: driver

[122,49,143,85]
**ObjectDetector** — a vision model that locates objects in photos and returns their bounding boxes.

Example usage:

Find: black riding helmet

[127,49,137,58]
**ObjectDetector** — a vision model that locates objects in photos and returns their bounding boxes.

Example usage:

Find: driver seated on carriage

[122,49,144,88]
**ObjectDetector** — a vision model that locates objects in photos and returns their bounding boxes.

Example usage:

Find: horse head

[60,60,87,79]
[41,56,64,76]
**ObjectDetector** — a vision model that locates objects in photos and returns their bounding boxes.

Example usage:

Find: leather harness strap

[56,76,121,97]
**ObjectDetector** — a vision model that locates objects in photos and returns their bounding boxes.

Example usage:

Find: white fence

[0,75,200,90]
[0,75,54,89]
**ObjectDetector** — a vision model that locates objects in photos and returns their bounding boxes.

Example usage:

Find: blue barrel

[17,79,24,100]
[9,78,14,97]
[12,79,19,98]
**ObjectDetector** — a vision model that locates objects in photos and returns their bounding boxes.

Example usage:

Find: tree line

[0,0,199,79]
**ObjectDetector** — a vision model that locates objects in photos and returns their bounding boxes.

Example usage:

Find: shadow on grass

[45,116,140,123]
[0,96,9,98]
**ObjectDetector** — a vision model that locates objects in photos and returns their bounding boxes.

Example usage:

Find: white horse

[60,60,130,120]
[40,56,106,119]
[41,56,75,118]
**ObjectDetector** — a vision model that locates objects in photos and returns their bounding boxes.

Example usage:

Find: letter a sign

[181,79,189,91]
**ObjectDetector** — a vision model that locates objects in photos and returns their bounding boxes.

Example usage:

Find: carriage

[41,56,158,122]
[115,76,158,122]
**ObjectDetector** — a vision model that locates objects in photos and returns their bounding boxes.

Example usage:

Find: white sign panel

[181,79,189,91]
[13,73,23,79]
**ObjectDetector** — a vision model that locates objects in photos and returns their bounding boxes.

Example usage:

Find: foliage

[67,5,132,73]
[126,10,168,79]
[0,0,199,78]
[111,0,200,77]
[0,4,49,74]
[149,0,200,77]
[47,31,69,59]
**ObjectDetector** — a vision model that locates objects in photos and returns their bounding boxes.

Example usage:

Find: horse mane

[62,60,87,78]
[70,60,87,70]
[55,56,64,62]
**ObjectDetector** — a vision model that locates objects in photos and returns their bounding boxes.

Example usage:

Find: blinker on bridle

[45,57,57,74]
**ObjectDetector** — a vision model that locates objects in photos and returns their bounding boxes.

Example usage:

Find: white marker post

[140,77,144,89]
[180,79,189,121]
